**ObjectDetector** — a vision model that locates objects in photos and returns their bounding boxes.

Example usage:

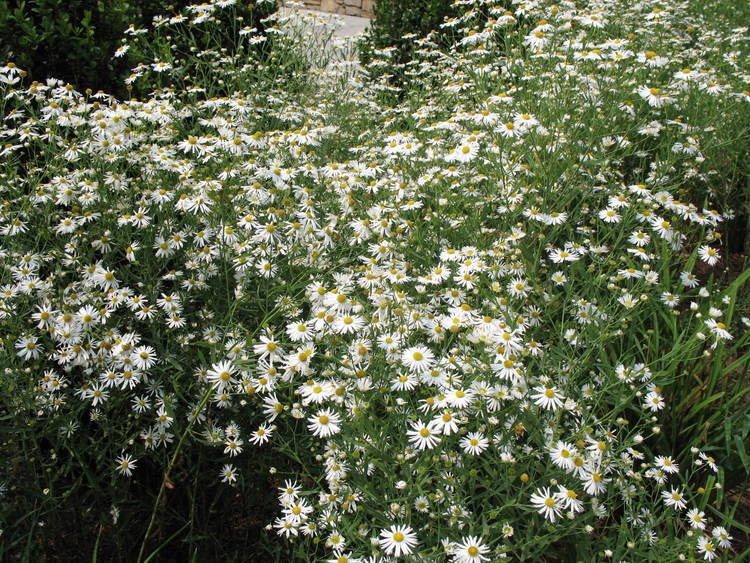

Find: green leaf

[734,434,750,472]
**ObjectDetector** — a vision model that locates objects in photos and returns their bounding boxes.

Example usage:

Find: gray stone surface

[281,6,370,38]
[279,6,369,70]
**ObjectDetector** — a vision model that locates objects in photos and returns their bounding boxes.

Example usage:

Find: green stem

[136,386,214,563]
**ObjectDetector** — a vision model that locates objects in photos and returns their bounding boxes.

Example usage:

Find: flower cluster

[1,0,748,560]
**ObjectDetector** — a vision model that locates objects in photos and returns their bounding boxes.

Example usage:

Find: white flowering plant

[0,0,749,561]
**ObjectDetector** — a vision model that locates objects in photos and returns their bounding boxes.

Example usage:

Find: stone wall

[299,0,374,18]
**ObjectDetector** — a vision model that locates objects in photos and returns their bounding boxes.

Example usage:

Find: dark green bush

[0,0,277,98]
[0,0,137,95]
[358,0,456,100]
[364,0,454,62]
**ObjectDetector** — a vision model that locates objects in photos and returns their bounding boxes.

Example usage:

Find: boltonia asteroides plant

[0,0,748,560]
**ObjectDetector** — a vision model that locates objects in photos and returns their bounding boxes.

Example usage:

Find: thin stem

[136,385,214,563]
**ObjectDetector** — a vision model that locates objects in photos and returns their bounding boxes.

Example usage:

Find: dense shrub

[361,0,454,68]
[0,0,134,94]
[0,0,277,98]
[369,0,452,43]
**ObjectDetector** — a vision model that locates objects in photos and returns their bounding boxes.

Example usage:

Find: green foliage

[361,0,455,66]
[369,0,453,42]
[0,0,278,98]
[0,0,136,94]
